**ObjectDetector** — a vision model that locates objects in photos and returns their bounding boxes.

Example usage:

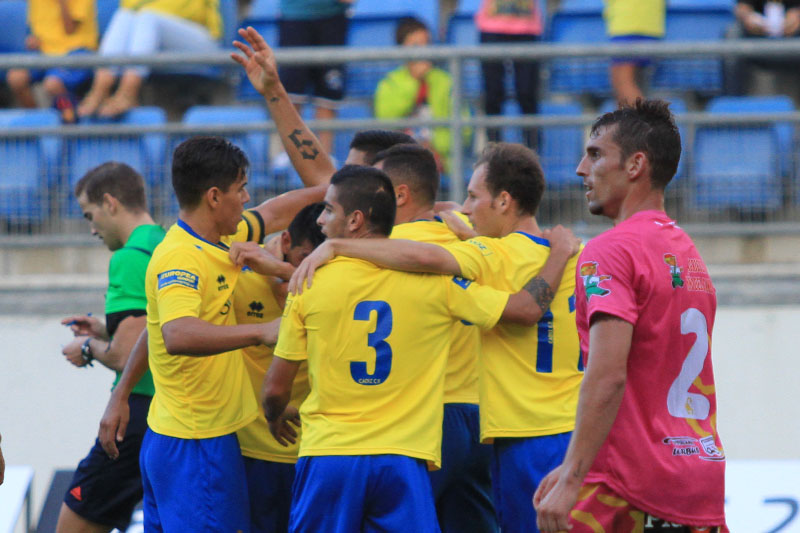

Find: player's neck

[118,210,156,246]
[507,215,541,238]
[395,203,435,224]
[613,190,666,225]
[179,210,222,244]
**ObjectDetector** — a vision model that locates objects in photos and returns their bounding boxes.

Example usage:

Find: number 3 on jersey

[667,308,711,420]
[350,301,393,386]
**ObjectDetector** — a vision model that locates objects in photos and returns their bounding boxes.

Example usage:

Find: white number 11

[667,308,711,420]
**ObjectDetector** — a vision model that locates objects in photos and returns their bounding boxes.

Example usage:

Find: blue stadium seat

[539,101,584,187]
[247,0,279,19]
[182,105,270,186]
[235,18,280,101]
[0,1,27,53]
[96,0,119,39]
[0,110,61,222]
[346,19,402,98]
[65,107,167,216]
[651,6,734,94]
[706,96,794,177]
[692,127,781,211]
[350,1,438,35]
[547,7,611,95]
[445,14,482,98]
[667,0,734,7]
[333,100,373,165]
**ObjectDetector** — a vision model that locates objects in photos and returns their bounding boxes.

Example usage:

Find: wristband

[81,338,95,367]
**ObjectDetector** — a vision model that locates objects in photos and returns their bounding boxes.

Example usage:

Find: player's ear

[348,209,365,233]
[206,186,221,207]
[627,152,647,181]
[280,231,292,254]
[101,193,118,214]
[497,191,512,213]
[395,184,410,207]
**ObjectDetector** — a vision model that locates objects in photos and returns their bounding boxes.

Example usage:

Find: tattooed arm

[232,26,335,187]
[521,226,582,321]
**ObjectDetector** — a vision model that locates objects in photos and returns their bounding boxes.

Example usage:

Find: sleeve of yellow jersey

[444,236,495,281]
[153,248,205,326]
[444,276,509,330]
[225,210,266,245]
[273,294,308,361]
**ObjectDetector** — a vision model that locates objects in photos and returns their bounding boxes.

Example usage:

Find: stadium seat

[445,13,482,98]
[65,107,167,216]
[96,0,119,39]
[346,19,402,98]
[0,109,61,222]
[651,6,734,94]
[333,100,373,166]
[706,96,794,177]
[350,1,438,36]
[538,101,584,188]
[692,126,781,212]
[547,7,611,96]
[0,1,27,53]
[247,0,279,19]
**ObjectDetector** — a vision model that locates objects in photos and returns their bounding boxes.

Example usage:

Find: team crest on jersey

[580,261,611,301]
[663,254,685,289]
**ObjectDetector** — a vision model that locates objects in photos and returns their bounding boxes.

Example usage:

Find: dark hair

[171,136,249,209]
[349,130,417,165]
[330,165,396,236]
[373,143,439,206]
[396,16,429,45]
[475,143,545,216]
[287,202,326,249]
[591,99,681,189]
[74,162,147,211]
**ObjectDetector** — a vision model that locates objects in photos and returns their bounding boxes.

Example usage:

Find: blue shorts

[491,432,571,533]
[29,49,93,90]
[428,403,497,533]
[290,455,440,533]
[243,456,295,533]
[610,35,661,66]
[63,393,150,531]
[139,429,250,532]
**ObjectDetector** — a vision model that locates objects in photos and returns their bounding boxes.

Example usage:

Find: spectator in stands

[278,0,350,156]
[77,1,222,119]
[374,17,470,173]
[604,0,665,105]
[475,0,543,149]
[5,0,98,123]
[726,0,800,96]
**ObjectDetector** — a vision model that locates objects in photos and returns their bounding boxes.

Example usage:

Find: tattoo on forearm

[288,129,319,160]
[269,96,279,103]
[525,277,555,312]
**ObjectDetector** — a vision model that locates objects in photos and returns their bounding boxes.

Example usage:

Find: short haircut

[475,143,545,216]
[171,136,249,209]
[373,143,439,206]
[330,165,396,237]
[287,202,326,249]
[591,99,681,190]
[74,162,147,211]
[396,16,429,45]
[349,130,417,165]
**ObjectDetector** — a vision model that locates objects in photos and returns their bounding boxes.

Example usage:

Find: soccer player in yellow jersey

[96,134,332,531]
[232,203,325,533]
[292,142,583,533]
[264,165,545,533]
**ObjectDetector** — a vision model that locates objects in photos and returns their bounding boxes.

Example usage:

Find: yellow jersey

[29,0,97,55]
[604,0,665,38]
[446,232,583,442]
[274,256,509,469]
[145,216,262,439]
[234,265,310,463]
[391,216,482,404]
[121,0,222,39]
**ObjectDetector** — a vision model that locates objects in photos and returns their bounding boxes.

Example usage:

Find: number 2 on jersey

[667,308,711,420]
[350,300,393,386]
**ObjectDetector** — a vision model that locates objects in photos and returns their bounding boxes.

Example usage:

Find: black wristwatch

[81,338,95,367]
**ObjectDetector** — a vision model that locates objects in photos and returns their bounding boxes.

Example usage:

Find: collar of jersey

[177,219,230,251]
[515,231,550,247]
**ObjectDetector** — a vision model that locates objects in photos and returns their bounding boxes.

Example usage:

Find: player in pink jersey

[534,99,727,533]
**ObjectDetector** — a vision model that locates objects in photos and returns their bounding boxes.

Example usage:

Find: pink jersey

[474,0,542,36]
[575,210,726,527]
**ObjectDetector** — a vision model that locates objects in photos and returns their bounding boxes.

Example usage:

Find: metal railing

[2,38,800,237]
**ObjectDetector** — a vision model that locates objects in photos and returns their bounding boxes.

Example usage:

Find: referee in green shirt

[58,162,165,533]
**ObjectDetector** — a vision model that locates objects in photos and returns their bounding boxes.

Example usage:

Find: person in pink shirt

[534,99,727,533]
[475,0,542,148]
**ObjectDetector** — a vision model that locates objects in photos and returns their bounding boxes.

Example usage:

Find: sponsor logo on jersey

[217,274,229,291]
[663,253,685,289]
[451,276,472,289]
[580,261,611,301]
[662,435,725,461]
[467,238,492,256]
[158,269,199,290]
[247,301,264,318]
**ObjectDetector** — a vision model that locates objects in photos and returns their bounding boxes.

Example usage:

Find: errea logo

[217,274,229,291]
[247,301,264,318]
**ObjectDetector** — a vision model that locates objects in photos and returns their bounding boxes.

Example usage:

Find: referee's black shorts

[63,393,151,531]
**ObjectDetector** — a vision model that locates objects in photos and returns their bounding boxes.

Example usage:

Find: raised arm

[232,26,335,187]
[533,314,632,531]
[289,238,463,294]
